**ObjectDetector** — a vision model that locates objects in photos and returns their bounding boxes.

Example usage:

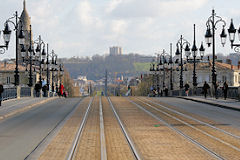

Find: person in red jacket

[60,83,64,97]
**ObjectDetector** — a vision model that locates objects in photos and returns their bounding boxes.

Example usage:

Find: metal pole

[180,35,183,89]
[212,9,217,98]
[29,25,33,87]
[51,52,55,92]
[104,69,108,96]
[170,43,173,90]
[47,44,49,88]
[39,36,42,85]
[163,55,165,89]
[14,11,19,86]
[193,24,197,87]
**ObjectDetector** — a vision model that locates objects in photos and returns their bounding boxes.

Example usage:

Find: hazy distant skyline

[1,0,240,59]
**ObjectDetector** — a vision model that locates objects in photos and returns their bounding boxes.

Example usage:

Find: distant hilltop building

[110,46,122,56]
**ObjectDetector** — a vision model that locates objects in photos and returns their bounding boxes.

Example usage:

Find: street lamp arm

[5,20,17,29]
[214,18,226,28]
[34,40,45,46]
[182,41,191,47]
[0,48,6,54]
[176,39,190,48]
[234,46,240,53]
[206,16,213,27]
[5,14,22,30]
[206,14,226,29]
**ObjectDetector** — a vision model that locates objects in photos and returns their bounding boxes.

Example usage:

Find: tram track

[66,97,94,160]
[141,97,240,140]
[129,97,240,160]
[24,98,85,160]
[66,96,141,160]
[107,97,142,160]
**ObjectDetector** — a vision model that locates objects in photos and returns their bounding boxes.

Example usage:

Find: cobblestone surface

[74,97,101,159]
[112,97,214,160]
[38,97,90,160]
[135,97,240,160]
[102,97,135,160]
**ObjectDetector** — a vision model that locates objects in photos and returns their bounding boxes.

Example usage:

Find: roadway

[0,98,82,160]
[1,96,240,159]
[153,97,240,130]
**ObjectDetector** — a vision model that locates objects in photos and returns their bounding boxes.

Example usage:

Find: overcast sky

[0,0,240,59]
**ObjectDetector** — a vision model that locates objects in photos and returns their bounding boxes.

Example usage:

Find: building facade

[110,46,122,56]
[0,62,35,87]
[169,61,240,90]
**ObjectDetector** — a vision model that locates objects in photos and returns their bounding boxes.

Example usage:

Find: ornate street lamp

[184,24,206,95]
[175,35,190,91]
[169,43,174,90]
[228,19,240,53]
[20,25,34,87]
[0,24,14,54]
[34,35,46,86]
[59,63,64,85]
[158,49,169,90]
[50,50,57,92]
[205,9,226,98]
[149,59,157,93]
[4,11,25,85]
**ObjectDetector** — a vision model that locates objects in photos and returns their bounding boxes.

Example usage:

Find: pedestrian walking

[42,84,48,97]
[184,82,190,96]
[157,86,160,97]
[0,84,4,106]
[164,87,168,97]
[203,81,210,98]
[34,82,41,97]
[223,81,229,100]
[60,83,64,97]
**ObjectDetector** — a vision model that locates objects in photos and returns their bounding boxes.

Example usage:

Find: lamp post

[159,49,173,92]
[155,54,160,96]
[159,50,167,90]
[46,44,49,89]
[228,19,240,53]
[59,63,64,84]
[34,35,46,86]
[169,43,174,90]
[185,24,205,94]
[205,9,227,98]
[150,59,157,94]
[4,11,25,85]
[189,25,205,84]
[50,50,57,92]
[20,25,34,87]
[175,35,190,91]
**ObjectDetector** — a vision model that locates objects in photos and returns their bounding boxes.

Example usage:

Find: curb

[0,97,57,120]
[178,96,240,112]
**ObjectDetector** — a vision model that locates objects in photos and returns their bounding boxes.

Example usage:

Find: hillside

[63,54,153,80]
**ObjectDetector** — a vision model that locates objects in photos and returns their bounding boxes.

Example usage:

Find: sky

[0,0,240,59]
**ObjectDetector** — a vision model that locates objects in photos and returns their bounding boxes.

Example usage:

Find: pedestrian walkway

[0,97,55,120]
[179,96,240,111]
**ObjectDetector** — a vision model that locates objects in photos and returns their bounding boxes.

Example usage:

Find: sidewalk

[0,97,56,120]
[178,96,240,111]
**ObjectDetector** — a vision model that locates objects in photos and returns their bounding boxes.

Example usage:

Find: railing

[1,86,57,101]
[171,86,240,99]
[1,87,17,101]
[20,87,31,97]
